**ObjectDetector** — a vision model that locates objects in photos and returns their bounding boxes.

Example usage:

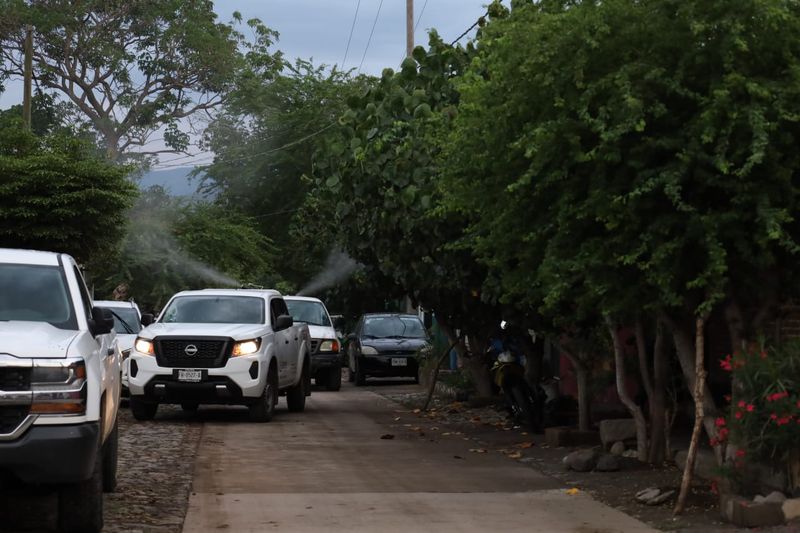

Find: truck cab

[0,248,121,533]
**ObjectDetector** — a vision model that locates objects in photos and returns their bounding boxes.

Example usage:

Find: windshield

[285,300,331,327]
[0,264,77,329]
[362,316,427,339]
[160,296,265,324]
[108,307,141,334]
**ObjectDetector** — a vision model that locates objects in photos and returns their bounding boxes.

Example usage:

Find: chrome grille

[310,339,321,354]
[0,363,32,440]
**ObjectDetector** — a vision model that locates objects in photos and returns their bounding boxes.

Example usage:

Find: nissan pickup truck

[128,289,311,422]
[0,248,121,533]
[285,296,342,391]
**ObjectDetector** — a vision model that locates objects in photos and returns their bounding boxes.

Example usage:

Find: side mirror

[90,307,114,336]
[141,313,155,327]
[275,314,294,331]
[330,314,344,325]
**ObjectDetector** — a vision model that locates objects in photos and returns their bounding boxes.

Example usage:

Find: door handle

[294,337,298,341]
[107,348,114,356]
[285,340,290,344]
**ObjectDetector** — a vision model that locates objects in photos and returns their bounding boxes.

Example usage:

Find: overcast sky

[0,0,490,165]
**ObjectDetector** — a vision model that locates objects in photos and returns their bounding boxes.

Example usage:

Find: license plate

[178,369,202,382]
[391,358,408,367]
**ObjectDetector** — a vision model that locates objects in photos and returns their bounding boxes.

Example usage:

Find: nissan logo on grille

[184,344,199,356]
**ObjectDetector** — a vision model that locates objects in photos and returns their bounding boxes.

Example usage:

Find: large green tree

[0,0,280,161]
[444,0,800,459]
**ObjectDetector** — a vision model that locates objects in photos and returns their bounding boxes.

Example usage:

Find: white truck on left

[0,248,121,533]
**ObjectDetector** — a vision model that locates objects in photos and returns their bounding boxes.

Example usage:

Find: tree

[443,0,800,468]
[0,0,280,161]
[0,125,136,263]
[313,32,502,395]
[200,59,368,290]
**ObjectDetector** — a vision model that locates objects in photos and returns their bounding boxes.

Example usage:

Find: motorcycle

[487,336,545,432]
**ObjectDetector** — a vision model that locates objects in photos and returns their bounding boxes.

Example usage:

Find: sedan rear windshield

[363,316,426,339]
[108,307,141,334]
[0,264,77,329]
[160,296,265,324]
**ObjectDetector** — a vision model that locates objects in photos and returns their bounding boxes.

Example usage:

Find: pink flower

[736,449,746,458]
[735,411,743,420]
[720,355,733,372]
[767,391,789,402]
[738,400,746,408]
[746,404,755,412]
[716,417,727,427]
[771,413,778,420]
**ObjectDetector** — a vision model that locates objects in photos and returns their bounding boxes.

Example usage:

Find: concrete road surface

[183,384,656,533]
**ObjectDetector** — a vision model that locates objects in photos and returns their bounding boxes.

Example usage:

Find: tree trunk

[661,312,723,465]
[563,349,591,431]
[674,315,708,515]
[422,341,458,412]
[635,318,655,401]
[465,333,493,398]
[607,317,649,462]
[649,320,668,464]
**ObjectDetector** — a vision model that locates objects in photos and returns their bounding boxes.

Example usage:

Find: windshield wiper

[108,310,135,334]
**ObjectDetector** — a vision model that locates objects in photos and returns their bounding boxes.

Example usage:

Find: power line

[341,0,362,69]
[414,0,430,32]
[449,9,487,46]
[358,0,385,73]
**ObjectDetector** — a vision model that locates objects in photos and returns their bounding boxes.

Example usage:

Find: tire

[102,422,118,493]
[287,366,307,412]
[347,352,355,382]
[130,397,158,421]
[510,383,540,432]
[249,370,278,422]
[58,445,103,532]
[326,366,342,391]
[354,359,366,387]
[181,402,199,412]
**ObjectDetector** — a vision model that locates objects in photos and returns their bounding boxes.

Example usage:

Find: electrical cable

[341,0,362,69]
[357,0,385,73]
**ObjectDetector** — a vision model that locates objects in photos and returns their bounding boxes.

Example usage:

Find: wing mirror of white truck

[89,307,115,336]
[141,313,155,327]
[275,314,294,331]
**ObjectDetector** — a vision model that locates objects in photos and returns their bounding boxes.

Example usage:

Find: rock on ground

[564,449,600,472]
[595,454,621,472]
[610,441,626,456]
[599,419,636,449]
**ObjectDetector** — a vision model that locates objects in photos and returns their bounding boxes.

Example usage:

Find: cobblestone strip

[104,406,202,533]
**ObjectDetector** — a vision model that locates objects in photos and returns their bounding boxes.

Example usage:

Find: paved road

[182,384,655,533]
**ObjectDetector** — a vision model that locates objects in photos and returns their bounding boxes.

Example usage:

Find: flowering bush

[717,340,800,467]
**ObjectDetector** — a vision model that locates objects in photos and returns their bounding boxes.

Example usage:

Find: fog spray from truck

[297,249,359,296]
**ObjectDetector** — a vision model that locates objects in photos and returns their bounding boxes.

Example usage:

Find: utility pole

[406,0,414,58]
[22,26,33,130]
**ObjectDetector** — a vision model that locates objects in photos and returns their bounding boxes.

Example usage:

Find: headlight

[30,359,87,415]
[497,351,515,363]
[135,338,154,355]
[319,339,340,353]
[232,339,261,357]
[361,346,378,355]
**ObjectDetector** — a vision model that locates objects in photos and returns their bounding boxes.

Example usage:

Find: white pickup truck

[0,248,121,533]
[128,289,311,422]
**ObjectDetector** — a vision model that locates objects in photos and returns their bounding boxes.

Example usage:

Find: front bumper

[360,354,419,378]
[0,422,99,485]
[311,352,341,373]
[128,353,264,402]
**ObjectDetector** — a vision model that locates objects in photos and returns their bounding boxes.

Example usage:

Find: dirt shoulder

[376,386,800,533]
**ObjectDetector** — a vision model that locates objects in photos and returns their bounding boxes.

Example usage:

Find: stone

[621,449,638,458]
[674,448,718,480]
[599,419,636,448]
[783,498,800,521]
[753,491,787,504]
[722,495,786,528]
[595,454,621,472]
[635,488,661,503]
[545,426,600,447]
[646,490,675,505]
[610,441,626,456]
[564,448,600,472]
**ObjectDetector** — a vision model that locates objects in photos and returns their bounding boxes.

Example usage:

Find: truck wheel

[130,397,158,421]
[102,421,118,493]
[249,371,277,422]
[287,368,307,412]
[326,366,342,391]
[58,446,103,533]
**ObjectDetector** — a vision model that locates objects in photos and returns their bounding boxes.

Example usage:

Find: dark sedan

[346,313,430,386]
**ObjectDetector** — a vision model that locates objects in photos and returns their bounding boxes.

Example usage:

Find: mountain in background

[137,167,209,198]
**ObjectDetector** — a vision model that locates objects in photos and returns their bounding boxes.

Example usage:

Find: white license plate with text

[391,358,408,367]
[178,369,202,382]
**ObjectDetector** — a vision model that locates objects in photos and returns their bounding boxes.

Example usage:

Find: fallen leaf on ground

[469,448,488,454]
[380,434,395,440]
[409,426,422,432]
[393,417,401,421]
[442,432,451,436]
[453,455,464,460]
[566,488,580,495]
[413,408,421,414]
[471,416,482,422]
[507,451,523,459]
[516,442,535,449]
